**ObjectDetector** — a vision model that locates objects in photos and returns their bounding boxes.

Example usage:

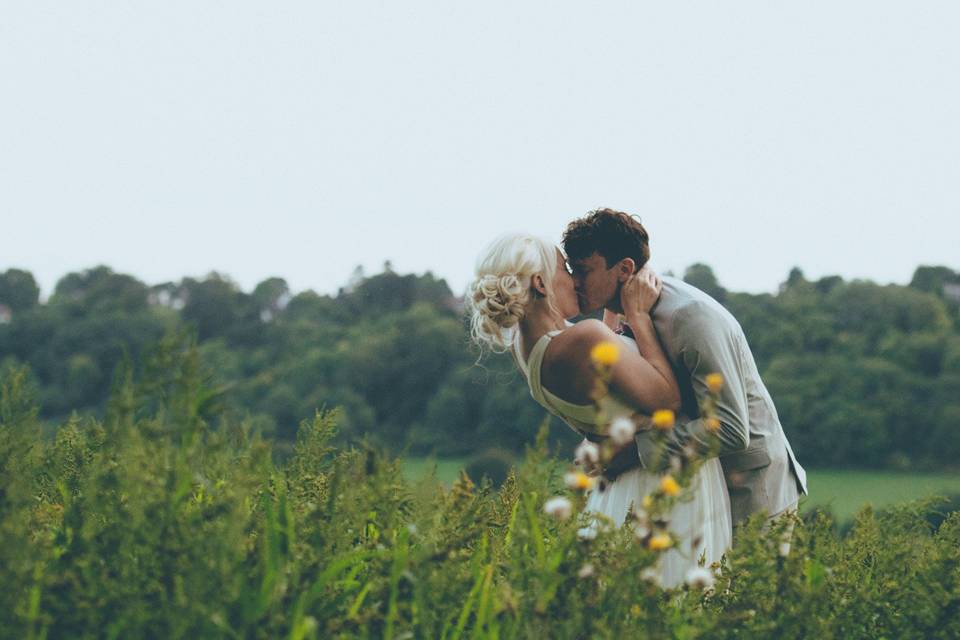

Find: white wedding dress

[517,331,732,588]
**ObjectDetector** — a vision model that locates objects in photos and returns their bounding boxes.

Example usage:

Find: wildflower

[630,603,643,617]
[609,416,636,446]
[577,525,598,541]
[652,409,675,430]
[578,563,595,579]
[660,475,680,497]
[685,566,715,590]
[705,417,721,432]
[648,533,672,551]
[706,373,724,394]
[543,496,573,520]
[633,524,650,540]
[564,471,596,491]
[640,567,661,587]
[590,341,620,366]
[574,440,600,467]
[641,494,653,510]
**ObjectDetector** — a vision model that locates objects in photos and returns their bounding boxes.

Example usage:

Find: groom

[563,208,807,526]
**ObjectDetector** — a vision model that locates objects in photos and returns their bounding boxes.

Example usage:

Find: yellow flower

[651,409,675,430]
[630,604,642,617]
[565,471,596,491]
[641,494,653,510]
[705,417,721,432]
[648,533,672,551]
[706,373,724,394]
[660,475,680,497]
[590,341,620,367]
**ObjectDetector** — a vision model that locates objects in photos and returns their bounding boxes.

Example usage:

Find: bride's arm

[556,319,681,414]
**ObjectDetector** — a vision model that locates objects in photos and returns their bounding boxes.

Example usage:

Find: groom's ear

[615,258,637,282]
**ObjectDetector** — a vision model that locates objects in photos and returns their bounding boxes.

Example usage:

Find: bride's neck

[518,301,566,357]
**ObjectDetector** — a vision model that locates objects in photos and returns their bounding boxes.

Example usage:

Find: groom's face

[569,252,623,314]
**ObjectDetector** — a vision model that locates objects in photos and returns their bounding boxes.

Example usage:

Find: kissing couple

[467,208,807,587]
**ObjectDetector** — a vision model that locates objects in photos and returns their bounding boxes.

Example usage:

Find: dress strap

[517,327,608,437]
[524,331,562,407]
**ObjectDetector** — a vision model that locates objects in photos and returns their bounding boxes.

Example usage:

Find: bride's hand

[620,267,662,316]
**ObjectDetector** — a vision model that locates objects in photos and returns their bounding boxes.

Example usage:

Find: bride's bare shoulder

[551,319,616,357]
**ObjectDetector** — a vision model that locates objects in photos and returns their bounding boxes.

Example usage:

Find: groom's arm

[633,302,750,469]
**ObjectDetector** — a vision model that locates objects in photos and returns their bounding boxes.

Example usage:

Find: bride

[467,233,731,587]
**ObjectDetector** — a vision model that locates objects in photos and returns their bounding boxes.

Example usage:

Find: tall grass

[2,339,960,638]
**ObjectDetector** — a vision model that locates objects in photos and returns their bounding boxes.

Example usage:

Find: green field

[801,469,960,521]
[402,458,960,523]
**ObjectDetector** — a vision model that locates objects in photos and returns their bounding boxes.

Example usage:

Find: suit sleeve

[633,302,750,469]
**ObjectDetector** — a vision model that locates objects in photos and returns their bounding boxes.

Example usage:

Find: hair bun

[471,273,527,330]
[466,233,556,354]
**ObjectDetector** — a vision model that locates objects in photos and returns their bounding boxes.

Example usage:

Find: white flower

[684,566,715,590]
[574,440,600,467]
[640,567,661,587]
[633,524,650,540]
[577,525,598,541]
[543,496,573,520]
[609,417,636,446]
[577,563,595,579]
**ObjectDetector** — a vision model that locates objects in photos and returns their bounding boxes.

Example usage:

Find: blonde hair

[467,234,558,352]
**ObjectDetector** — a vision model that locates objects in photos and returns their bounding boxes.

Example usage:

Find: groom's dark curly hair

[562,208,650,270]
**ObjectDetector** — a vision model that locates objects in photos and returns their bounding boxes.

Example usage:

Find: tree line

[1,262,958,469]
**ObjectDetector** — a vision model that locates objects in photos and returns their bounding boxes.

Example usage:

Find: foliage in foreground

[2,353,960,639]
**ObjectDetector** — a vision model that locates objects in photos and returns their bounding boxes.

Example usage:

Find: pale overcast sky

[2,2,958,299]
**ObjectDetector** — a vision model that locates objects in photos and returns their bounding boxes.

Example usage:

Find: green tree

[252,277,290,322]
[0,269,40,313]
[52,266,149,313]
[683,263,727,303]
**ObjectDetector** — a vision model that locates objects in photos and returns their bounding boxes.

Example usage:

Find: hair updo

[467,234,557,352]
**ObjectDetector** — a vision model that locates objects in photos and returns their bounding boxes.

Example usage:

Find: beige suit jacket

[633,276,807,524]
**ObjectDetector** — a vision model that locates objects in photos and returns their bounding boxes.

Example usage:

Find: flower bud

[652,409,675,430]
[574,440,600,467]
[706,373,724,394]
[543,496,573,520]
[685,566,715,590]
[564,471,596,491]
[660,475,680,497]
[590,341,620,366]
[609,417,636,446]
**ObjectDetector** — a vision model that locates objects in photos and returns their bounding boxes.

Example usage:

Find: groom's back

[652,276,741,422]
[653,276,807,524]
[653,276,737,344]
